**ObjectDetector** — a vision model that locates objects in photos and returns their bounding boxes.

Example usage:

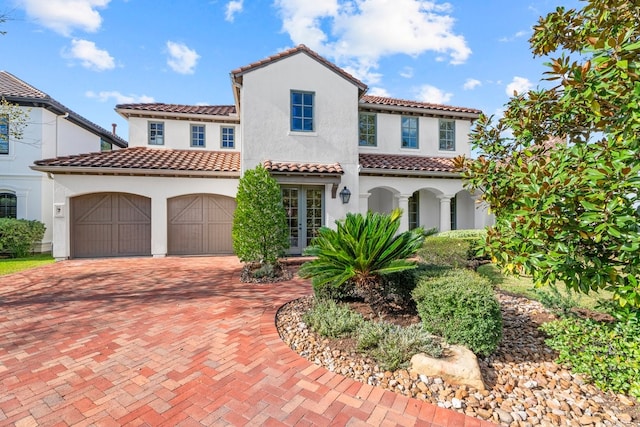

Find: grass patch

[476,263,611,311]
[0,253,55,276]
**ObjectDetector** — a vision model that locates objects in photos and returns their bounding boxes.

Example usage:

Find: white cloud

[499,30,529,43]
[463,78,481,90]
[225,0,244,22]
[18,0,110,36]
[64,39,115,71]
[506,76,533,96]
[86,90,155,104]
[399,66,414,79]
[273,0,470,84]
[367,86,390,97]
[166,41,200,74]
[415,84,452,104]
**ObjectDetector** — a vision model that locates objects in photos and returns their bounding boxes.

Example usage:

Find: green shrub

[532,283,578,316]
[0,219,46,258]
[312,278,356,301]
[303,299,364,338]
[418,236,472,267]
[439,229,488,261]
[412,269,503,356]
[358,322,443,371]
[437,229,487,239]
[540,318,640,398]
[232,165,289,268]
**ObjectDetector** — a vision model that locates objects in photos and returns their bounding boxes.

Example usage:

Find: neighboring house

[32,45,492,260]
[0,71,128,252]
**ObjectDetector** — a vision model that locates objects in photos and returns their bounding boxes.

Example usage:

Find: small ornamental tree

[455,0,640,308]
[232,164,289,273]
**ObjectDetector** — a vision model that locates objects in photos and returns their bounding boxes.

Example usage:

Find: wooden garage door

[71,193,151,258]
[168,194,236,255]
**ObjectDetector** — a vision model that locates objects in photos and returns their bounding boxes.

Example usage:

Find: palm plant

[299,209,425,311]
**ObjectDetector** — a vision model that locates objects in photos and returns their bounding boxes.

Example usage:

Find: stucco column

[151,197,167,258]
[438,195,453,232]
[359,192,371,215]
[397,194,411,232]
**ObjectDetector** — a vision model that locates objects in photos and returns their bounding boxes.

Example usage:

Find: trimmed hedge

[418,229,489,267]
[412,268,502,356]
[0,218,46,258]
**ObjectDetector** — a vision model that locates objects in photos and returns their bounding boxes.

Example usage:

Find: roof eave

[359,168,460,178]
[115,108,238,122]
[30,165,240,178]
[359,103,481,120]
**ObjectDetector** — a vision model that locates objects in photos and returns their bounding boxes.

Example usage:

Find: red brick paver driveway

[0,257,495,427]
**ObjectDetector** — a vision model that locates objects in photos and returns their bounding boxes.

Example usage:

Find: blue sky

[2,0,581,140]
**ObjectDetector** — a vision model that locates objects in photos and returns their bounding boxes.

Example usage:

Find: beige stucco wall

[50,174,239,259]
[238,51,361,224]
[127,116,241,152]
[358,113,473,158]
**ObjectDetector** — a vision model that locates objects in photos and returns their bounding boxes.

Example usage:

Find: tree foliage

[456,0,640,307]
[299,209,425,309]
[1,97,30,141]
[232,164,289,266]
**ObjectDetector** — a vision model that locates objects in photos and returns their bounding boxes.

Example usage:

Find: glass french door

[282,186,324,254]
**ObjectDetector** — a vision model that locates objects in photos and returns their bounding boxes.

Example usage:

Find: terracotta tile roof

[231,45,367,92]
[116,103,236,117]
[263,160,343,174]
[361,95,482,115]
[0,71,128,148]
[359,153,457,173]
[0,70,48,98]
[33,147,240,175]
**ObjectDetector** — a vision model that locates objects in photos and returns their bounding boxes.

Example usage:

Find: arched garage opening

[71,193,151,258]
[167,194,236,255]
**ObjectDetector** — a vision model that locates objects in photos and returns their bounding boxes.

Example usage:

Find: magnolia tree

[456,0,640,308]
[1,97,30,142]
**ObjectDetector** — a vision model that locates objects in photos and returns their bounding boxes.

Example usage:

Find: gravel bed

[275,292,638,427]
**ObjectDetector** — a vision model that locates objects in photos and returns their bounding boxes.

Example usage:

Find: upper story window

[0,193,17,218]
[148,121,164,145]
[100,139,112,152]
[401,116,418,149]
[221,126,235,149]
[359,113,376,146]
[439,119,456,151]
[191,124,205,147]
[291,91,314,132]
[0,116,8,155]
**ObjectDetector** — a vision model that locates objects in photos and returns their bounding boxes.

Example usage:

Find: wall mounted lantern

[339,186,351,204]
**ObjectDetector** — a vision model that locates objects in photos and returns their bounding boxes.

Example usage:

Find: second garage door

[168,194,236,255]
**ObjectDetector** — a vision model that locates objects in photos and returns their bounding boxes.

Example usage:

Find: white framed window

[148,121,165,145]
[439,119,456,151]
[221,127,235,149]
[191,124,205,147]
[359,113,376,146]
[291,91,314,132]
[401,116,418,149]
[0,115,8,155]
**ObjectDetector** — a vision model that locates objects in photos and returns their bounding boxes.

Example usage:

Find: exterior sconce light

[339,186,351,204]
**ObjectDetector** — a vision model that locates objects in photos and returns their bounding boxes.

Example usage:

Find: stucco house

[0,71,127,252]
[32,45,492,260]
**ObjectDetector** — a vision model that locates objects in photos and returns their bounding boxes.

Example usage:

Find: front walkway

[0,257,494,426]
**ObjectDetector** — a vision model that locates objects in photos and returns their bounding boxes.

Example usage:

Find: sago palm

[299,209,425,309]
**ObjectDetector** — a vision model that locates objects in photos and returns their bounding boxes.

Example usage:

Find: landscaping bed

[276,291,638,426]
